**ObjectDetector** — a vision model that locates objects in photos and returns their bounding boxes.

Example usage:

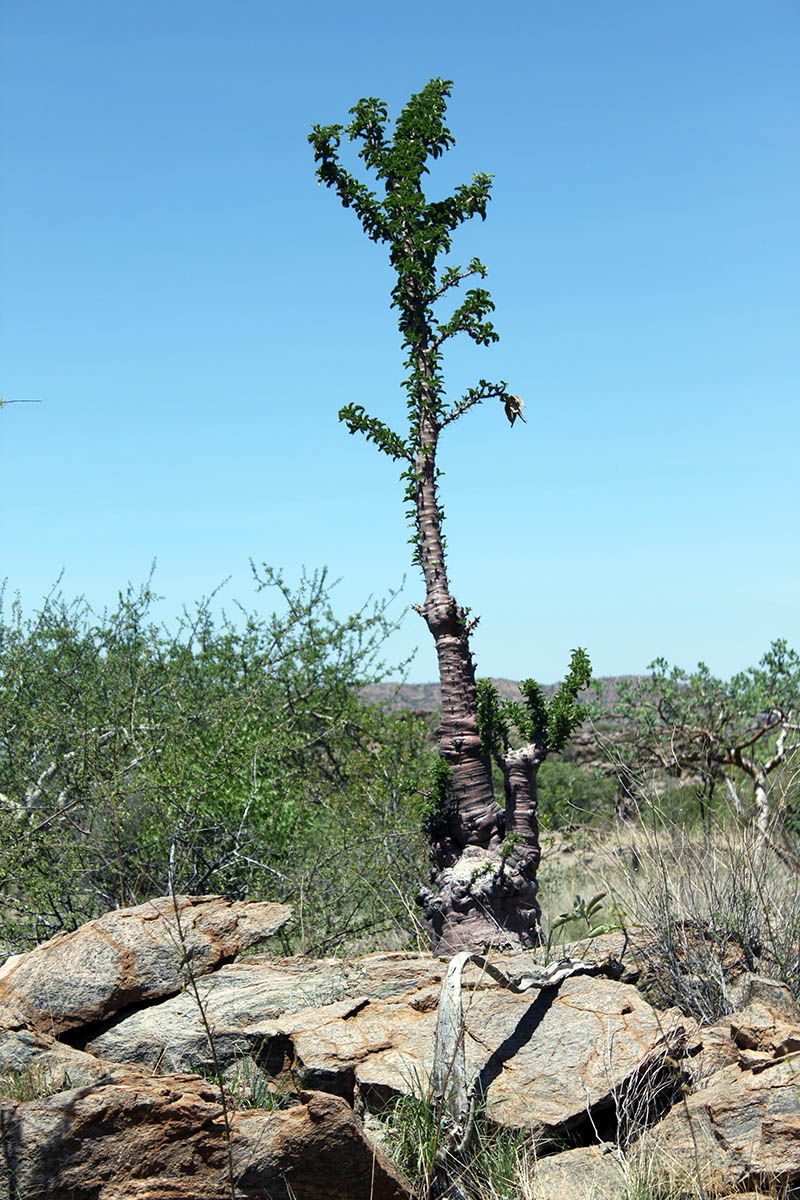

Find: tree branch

[440,380,509,429]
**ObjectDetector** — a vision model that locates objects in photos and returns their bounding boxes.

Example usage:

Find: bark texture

[421,593,502,863]
[415,668,545,953]
[413,411,544,951]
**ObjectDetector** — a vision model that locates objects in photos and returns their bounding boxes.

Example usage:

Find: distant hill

[360,675,641,716]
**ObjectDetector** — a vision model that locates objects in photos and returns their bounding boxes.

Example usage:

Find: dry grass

[539,800,800,1023]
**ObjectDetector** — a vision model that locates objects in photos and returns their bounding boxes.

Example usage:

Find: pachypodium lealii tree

[310,79,590,953]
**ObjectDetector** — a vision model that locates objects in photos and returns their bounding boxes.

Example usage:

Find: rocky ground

[1,896,798,1199]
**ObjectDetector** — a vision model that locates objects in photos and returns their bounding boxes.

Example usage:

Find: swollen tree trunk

[417,729,544,953]
[414,581,545,951]
[413,405,501,857]
[414,405,543,953]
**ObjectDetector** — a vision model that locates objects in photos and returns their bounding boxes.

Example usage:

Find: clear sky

[2,1,798,684]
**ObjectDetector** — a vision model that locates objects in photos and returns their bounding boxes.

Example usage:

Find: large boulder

[0,895,292,1035]
[78,946,691,1140]
[249,966,692,1138]
[83,952,446,1073]
[0,1073,412,1200]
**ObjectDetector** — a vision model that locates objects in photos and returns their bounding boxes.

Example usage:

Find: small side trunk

[495,743,544,943]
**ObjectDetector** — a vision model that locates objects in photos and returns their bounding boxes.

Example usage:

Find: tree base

[418,845,543,956]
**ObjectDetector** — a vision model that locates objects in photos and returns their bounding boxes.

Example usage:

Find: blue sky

[2,1,798,684]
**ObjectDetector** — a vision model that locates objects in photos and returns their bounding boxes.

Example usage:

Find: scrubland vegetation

[2,570,799,1198]
[2,569,798,987]
[0,570,433,959]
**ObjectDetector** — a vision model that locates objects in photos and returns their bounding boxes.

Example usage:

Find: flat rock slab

[85,952,448,1072]
[253,971,684,1135]
[643,1057,800,1192]
[84,948,634,1079]
[0,895,292,1035]
[0,1075,411,1200]
[85,956,361,1072]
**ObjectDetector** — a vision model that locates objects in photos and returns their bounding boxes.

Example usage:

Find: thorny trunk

[413,355,542,953]
[414,424,501,860]
[312,85,549,957]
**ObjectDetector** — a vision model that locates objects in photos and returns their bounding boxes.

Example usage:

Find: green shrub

[536,759,617,831]
[0,568,430,956]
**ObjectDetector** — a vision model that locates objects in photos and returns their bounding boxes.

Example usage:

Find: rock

[233,1088,412,1200]
[84,956,349,1072]
[727,972,800,1021]
[642,1057,800,1193]
[716,1194,778,1200]
[0,1073,412,1200]
[627,918,754,1017]
[0,1026,112,1094]
[729,1001,800,1059]
[80,948,688,1139]
[68,939,687,1141]
[0,894,292,1035]
[561,930,636,972]
[6,900,799,1198]
[85,952,446,1072]
[688,1011,743,1081]
[690,1001,800,1083]
[85,945,659,1124]
[251,967,691,1137]
[530,1144,624,1200]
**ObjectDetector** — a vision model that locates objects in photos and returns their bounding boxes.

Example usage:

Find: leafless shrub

[593,787,800,1023]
